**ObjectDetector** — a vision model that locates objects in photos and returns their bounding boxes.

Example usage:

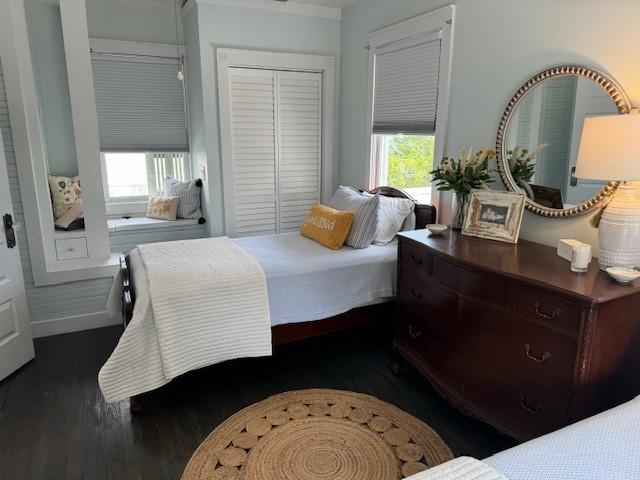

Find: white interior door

[0,128,34,381]
[276,70,322,233]
[221,67,322,237]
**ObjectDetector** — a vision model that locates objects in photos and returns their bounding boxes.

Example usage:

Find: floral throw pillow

[146,196,180,221]
[48,175,82,220]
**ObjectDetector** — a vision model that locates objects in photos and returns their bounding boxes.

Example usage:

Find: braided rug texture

[181,389,454,480]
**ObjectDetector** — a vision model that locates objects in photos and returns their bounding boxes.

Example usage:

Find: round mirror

[496,66,632,217]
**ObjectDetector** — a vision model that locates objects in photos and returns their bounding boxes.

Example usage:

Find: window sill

[107,217,201,233]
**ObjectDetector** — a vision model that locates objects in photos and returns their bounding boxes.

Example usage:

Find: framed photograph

[462,190,526,244]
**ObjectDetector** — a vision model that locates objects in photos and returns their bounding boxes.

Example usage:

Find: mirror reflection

[504,75,619,209]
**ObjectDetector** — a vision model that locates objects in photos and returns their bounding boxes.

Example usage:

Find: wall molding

[182,0,341,20]
[31,310,120,338]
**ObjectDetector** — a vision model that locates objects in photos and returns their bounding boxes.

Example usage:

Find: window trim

[365,5,456,213]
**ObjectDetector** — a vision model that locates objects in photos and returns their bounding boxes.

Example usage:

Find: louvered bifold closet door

[276,71,322,233]
[228,68,278,236]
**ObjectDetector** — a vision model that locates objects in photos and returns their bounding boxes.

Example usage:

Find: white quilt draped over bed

[98,237,271,402]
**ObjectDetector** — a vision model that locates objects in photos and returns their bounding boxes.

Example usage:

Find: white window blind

[226,67,322,237]
[91,55,188,152]
[372,32,442,135]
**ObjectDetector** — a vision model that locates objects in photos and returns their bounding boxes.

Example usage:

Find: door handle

[3,213,16,248]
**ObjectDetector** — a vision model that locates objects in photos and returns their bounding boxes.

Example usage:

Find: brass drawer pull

[519,393,543,415]
[524,343,551,363]
[408,324,422,339]
[534,302,561,320]
[410,253,423,265]
[411,288,423,300]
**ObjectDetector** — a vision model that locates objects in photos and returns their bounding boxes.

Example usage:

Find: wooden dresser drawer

[513,285,583,334]
[458,300,577,389]
[472,375,570,436]
[431,255,509,308]
[396,310,470,395]
[398,268,457,322]
[398,241,431,274]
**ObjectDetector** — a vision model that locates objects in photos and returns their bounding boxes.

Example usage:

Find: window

[367,7,454,207]
[101,152,190,214]
[91,44,190,215]
[372,134,435,203]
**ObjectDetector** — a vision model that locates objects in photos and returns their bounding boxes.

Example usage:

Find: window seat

[107,217,200,233]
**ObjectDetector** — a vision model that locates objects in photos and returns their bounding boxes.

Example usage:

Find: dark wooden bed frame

[119,187,435,412]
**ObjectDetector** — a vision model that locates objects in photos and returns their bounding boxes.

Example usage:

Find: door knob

[3,213,16,248]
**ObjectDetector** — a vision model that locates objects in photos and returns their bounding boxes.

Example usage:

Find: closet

[221,67,323,237]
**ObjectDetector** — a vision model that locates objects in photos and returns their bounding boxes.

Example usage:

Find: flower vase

[451,192,468,230]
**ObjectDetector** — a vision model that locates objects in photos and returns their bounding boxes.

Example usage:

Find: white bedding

[484,396,640,480]
[233,232,397,326]
[99,237,272,402]
[411,396,640,480]
[100,232,397,402]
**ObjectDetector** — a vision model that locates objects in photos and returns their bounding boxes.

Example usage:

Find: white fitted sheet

[485,396,640,480]
[233,232,397,326]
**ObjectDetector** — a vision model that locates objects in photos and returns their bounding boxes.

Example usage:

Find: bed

[103,187,435,409]
[408,395,640,479]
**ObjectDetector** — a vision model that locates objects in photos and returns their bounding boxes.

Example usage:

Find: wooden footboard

[120,254,134,328]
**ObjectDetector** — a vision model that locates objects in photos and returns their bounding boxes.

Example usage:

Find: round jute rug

[181,389,454,480]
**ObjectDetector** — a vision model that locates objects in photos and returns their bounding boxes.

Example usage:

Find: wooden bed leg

[129,395,144,414]
[390,350,406,376]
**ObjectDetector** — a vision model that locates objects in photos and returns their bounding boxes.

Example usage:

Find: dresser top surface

[398,230,640,303]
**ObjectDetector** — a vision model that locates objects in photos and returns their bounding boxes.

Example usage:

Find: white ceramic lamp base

[598,183,640,269]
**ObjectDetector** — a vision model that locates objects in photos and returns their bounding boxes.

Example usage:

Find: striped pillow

[164,177,203,219]
[348,192,379,248]
[328,186,379,249]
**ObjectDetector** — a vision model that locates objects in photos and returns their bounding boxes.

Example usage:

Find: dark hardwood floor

[0,326,516,480]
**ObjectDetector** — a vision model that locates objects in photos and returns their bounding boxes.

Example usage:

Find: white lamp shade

[575,114,640,181]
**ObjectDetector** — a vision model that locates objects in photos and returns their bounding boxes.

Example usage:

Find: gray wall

[3,2,206,336]
[339,0,640,251]
[187,3,341,236]
[25,1,77,176]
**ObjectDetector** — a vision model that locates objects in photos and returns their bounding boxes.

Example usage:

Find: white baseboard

[31,310,121,338]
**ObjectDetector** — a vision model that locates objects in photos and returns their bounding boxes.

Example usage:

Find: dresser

[395,230,640,441]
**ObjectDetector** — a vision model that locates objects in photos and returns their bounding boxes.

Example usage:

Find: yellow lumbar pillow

[300,203,355,250]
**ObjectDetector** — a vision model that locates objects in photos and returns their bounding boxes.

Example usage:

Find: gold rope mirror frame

[496,65,632,218]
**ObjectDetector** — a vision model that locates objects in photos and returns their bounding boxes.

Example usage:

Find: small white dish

[426,224,448,236]
[606,267,640,284]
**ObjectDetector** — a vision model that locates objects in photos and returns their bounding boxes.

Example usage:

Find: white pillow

[363,193,414,244]
[401,206,416,231]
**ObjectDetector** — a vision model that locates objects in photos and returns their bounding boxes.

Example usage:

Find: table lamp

[575,113,640,269]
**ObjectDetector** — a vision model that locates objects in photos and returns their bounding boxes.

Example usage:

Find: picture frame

[462,190,526,244]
